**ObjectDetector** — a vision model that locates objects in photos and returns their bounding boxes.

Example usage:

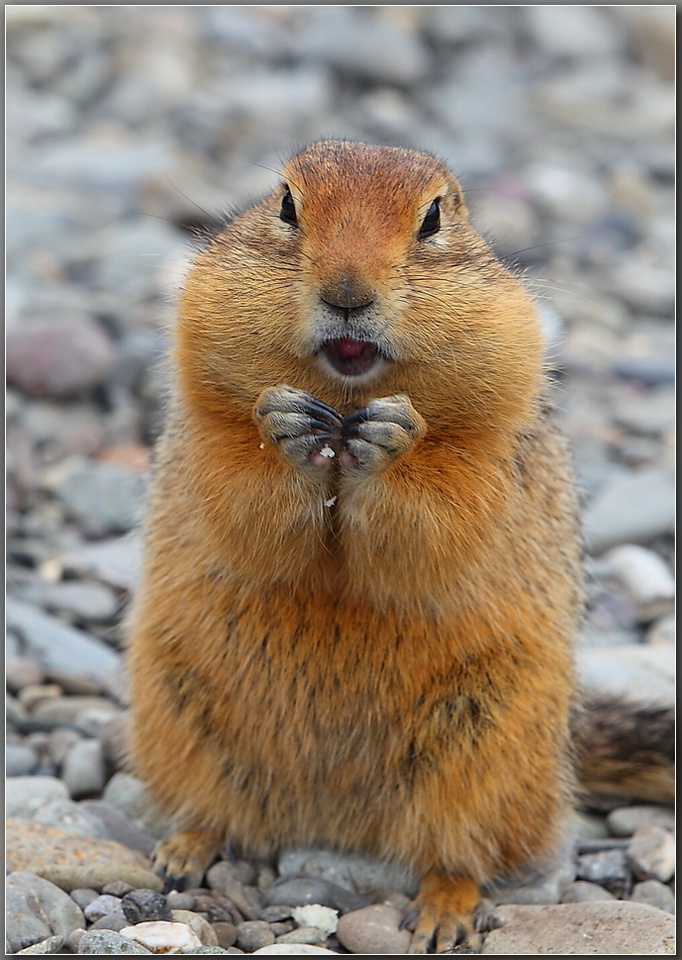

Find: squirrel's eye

[418,198,440,240]
[280,186,298,227]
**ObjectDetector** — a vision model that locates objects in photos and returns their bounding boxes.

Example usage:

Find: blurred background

[6,7,675,736]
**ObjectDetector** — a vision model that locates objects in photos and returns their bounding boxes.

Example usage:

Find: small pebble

[119,920,202,953]
[90,915,130,933]
[77,928,153,954]
[575,848,633,898]
[211,922,238,949]
[560,880,617,903]
[336,904,411,955]
[627,825,675,882]
[275,926,327,945]
[235,920,276,952]
[171,909,219,946]
[122,889,173,923]
[84,894,126,922]
[607,804,675,837]
[631,878,675,914]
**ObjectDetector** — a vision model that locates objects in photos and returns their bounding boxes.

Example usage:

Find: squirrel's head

[178,140,544,431]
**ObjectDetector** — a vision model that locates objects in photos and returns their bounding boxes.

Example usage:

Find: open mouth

[321,338,380,377]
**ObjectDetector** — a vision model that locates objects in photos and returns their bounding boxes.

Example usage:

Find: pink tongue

[336,338,367,359]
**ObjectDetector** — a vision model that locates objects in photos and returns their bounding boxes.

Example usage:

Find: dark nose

[320,275,375,311]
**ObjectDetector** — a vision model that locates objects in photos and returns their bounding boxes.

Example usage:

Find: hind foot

[152,829,224,892]
[406,873,499,954]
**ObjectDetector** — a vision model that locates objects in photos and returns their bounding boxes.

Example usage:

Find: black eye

[418,198,440,240]
[280,186,298,227]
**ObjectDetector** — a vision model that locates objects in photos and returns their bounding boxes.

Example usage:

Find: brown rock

[336,904,411,955]
[6,818,162,893]
[482,901,675,954]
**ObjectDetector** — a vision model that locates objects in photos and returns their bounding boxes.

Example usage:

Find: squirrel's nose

[320,274,375,311]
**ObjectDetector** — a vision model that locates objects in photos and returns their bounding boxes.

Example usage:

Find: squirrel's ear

[450,179,468,219]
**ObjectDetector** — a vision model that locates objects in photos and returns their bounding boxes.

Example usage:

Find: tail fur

[571,692,674,806]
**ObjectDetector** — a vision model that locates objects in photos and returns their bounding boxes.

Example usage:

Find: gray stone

[262,876,368,915]
[6,775,70,818]
[632,879,675,914]
[482,901,675,954]
[79,800,157,855]
[575,848,632,898]
[6,655,46,692]
[560,881,616,903]
[61,535,142,591]
[607,805,675,838]
[577,644,674,706]
[278,848,417,898]
[102,772,175,839]
[62,738,107,798]
[19,578,120,624]
[6,320,115,398]
[53,456,148,534]
[122,889,172,924]
[6,599,121,684]
[583,468,674,554]
[77,929,153,954]
[13,934,66,954]
[7,742,38,776]
[628,826,675,883]
[601,544,674,623]
[6,870,85,953]
[235,921,275,952]
[84,895,126,923]
[33,799,110,839]
[523,6,621,58]
[336,904,411,955]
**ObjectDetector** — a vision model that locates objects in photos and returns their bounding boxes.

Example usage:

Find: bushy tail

[571,693,674,805]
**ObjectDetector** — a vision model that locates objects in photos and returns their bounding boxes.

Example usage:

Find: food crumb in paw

[259,442,265,449]
[324,496,337,507]
[320,445,335,458]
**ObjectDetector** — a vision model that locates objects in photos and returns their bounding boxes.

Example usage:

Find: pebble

[252,947,338,956]
[62,738,108,798]
[6,870,86,953]
[119,921,202,953]
[122,889,173,924]
[6,818,163,892]
[336,904,411,955]
[577,644,674,706]
[18,578,120,624]
[6,320,116,398]
[13,934,66,954]
[627,825,675,883]
[575,848,633,898]
[278,848,416,898]
[6,599,121,685]
[262,876,368,915]
[601,544,674,622]
[33,799,110,839]
[6,775,70,817]
[481,901,675,954]
[583,467,675,554]
[607,805,675,838]
[7,742,38,776]
[84,895,126,923]
[631,879,675,914]
[560,881,617,903]
[171,910,219,946]
[77,929,153,954]
[290,905,339,938]
[52,456,148,534]
[235,920,276,952]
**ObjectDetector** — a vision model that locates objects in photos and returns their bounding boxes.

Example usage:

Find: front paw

[254,385,344,475]
[341,395,426,476]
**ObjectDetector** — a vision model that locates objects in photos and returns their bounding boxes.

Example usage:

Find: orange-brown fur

[125,141,655,952]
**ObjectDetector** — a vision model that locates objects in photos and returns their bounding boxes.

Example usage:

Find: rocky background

[5,6,675,956]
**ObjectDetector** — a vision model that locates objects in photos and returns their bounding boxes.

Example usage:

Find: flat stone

[7,742,38,776]
[6,818,162,893]
[278,848,417,898]
[262,876,368,915]
[52,456,148,535]
[77,929,153,954]
[336,904,411,955]
[632,879,675,914]
[601,544,674,622]
[6,599,120,685]
[607,805,675,838]
[62,738,107,798]
[120,921,202,953]
[13,934,66,954]
[6,775,69,818]
[628,825,675,882]
[481,901,675,954]
[577,644,674,706]
[33,799,111,839]
[6,319,115,398]
[6,870,85,953]
[560,881,616,903]
[60,535,142,591]
[583,468,674,555]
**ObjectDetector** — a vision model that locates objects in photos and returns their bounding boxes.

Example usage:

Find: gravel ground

[5,6,675,956]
